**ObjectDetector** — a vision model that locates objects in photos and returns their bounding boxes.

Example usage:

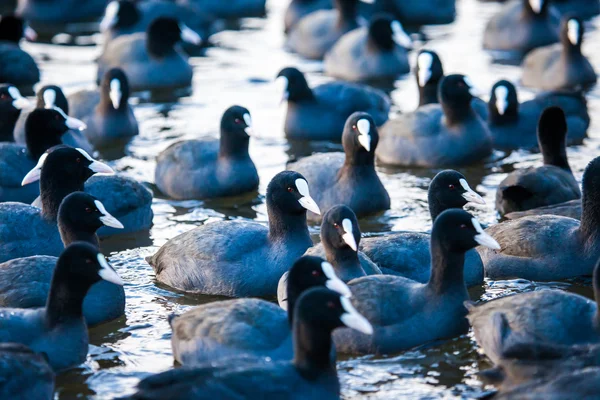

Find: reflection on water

[18,0,600,398]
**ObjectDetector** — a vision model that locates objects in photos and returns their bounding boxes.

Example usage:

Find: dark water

[20,0,600,398]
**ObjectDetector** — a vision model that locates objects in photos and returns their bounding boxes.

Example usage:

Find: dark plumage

[169,256,350,365]
[377,74,492,167]
[0,15,40,95]
[287,112,390,220]
[155,105,258,200]
[360,170,485,287]
[284,0,332,34]
[480,155,600,281]
[0,84,30,142]
[522,16,597,91]
[97,17,201,92]
[0,343,54,400]
[68,68,139,148]
[0,107,87,203]
[486,80,589,150]
[277,67,390,141]
[415,50,444,107]
[324,14,411,82]
[148,171,321,297]
[0,147,114,263]
[0,192,125,326]
[495,107,580,216]
[466,259,600,365]
[178,0,266,19]
[13,85,94,153]
[504,198,581,220]
[333,209,500,354]
[483,0,560,56]
[372,0,455,25]
[0,242,124,371]
[286,0,363,60]
[121,288,372,400]
[550,0,600,20]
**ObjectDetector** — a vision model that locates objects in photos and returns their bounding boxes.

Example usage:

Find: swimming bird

[486,80,589,150]
[13,85,94,153]
[276,67,390,141]
[0,343,54,400]
[324,14,411,82]
[68,68,139,148]
[0,15,39,95]
[483,0,560,57]
[286,0,367,60]
[284,0,332,34]
[415,50,444,107]
[0,192,125,327]
[504,198,581,220]
[522,16,597,91]
[155,105,258,200]
[333,209,500,354]
[495,107,580,216]
[0,107,87,203]
[121,287,372,400]
[480,155,600,281]
[148,171,320,297]
[169,256,350,365]
[97,17,202,92]
[287,112,390,220]
[360,170,485,287]
[0,147,113,263]
[377,74,492,167]
[0,243,123,371]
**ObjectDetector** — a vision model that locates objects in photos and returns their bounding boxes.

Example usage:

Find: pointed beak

[358,134,371,152]
[97,254,124,286]
[12,96,32,110]
[95,200,124,229]
[110,87,121,110]
[66,116,87,131]
[321,261,352,297]
[342,232,358,251]
[340,296,373,335]
[496,98,507,115]
[462,189,485,205]
[298,196,321,215]
[24,26,37,41]
[89,160,115,175]
[276,77,288,105]
[475,231,501,250]
[21,153,48,186]
[180,24,202,45]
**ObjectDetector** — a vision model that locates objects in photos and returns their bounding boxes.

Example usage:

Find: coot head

[537,106,570,171]
[146,17,202,58]
[0,15,36,43]
[276,67,314,103]
[367,14,411,51]
[561,16,584,52]
[283,255,351,315]
[0,85,30,140]
[415,50,444,91]
[432,209,500,253]
[488,80,519,123]
[321,205,361,253]
[58,192,124,246]
[100,0,141,32]
[35,85,69,114]
[428,170,484,221]
[219,105,253,156]
[267,170,321,217]
[342,112,378,163]
[438,74,480,123]
[100,68,130,110]
[24,108,87,160]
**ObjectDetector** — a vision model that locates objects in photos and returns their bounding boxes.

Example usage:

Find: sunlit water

[17,0,600,398]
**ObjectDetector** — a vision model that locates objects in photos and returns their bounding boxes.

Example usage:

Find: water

[18,0,600,398]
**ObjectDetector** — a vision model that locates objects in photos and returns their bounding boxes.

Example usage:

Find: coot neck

[540,136,570,173]
[0,111,19,141]
[267,204,311,245]
[441,101,475,127]
[488,102,519,126]
[335,0,358,27]
[324,243,364,280]
[40,178,85,222]
[26,134,62,162]
[287,79,315,104]
[58,223,100,248]
[579,191,600,247]
[219,132,250,159]
[419,82,440,107]
[45,268,89,327]
[427,240,468,295]
[293,319,337,379]
[428,195,464,222]
[147,37,176,59]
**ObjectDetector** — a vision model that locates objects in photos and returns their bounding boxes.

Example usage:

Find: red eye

[86,259,92,264]
[0,93,7,100]
[449,184,455,190]
[327,301,336,309]
[333,223,339,228]
[352,125,357,130]
[55,115,60,121]
[460,224,467,229]
[76,158,81,163]
[311,270,320,277]
[234,118,241,124]
[85,207,92,213]
[288,187,294,193]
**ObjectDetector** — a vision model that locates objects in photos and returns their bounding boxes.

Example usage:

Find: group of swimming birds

[0,0,599,398]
